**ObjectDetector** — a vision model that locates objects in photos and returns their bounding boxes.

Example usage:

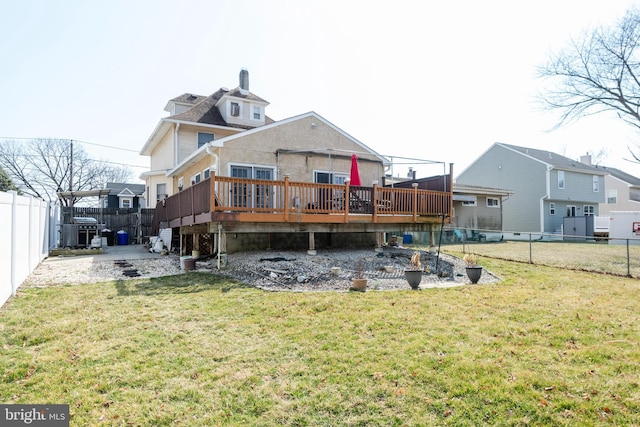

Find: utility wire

[0,136,141,153]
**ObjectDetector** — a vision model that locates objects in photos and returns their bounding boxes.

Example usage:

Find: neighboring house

[456,143,606,234]
[103,182,146,209]
[140,69,453,254]
[449,183,511,239]
[386,174,510,242]
[593,164,640,215]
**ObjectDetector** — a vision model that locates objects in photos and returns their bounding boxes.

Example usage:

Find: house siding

[600,175,640,215]
[549,169,604,203]
[453,196,502,230]
[457,145,546,232]
[217,116,384,184]
[178,128,196,164]
[150,131,174,171]
[148,174,173,208]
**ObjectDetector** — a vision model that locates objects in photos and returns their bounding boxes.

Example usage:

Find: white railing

[0,191,58,307]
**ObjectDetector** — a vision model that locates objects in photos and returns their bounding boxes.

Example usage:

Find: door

[254,168,272,209]
[230,166,273,209]
[231,166,250,208]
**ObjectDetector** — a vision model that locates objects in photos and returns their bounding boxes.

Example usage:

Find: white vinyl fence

[0,191,58,307]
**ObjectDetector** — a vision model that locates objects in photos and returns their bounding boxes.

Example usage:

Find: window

[593,175,599,192]
[550,203,555,215]
[191,173,201,185]
[558,170,565,189]
[197,132,215,148]
[156,183,166,201]
[120,197,132,209]
[608,189,618,204]
[314,171,349,185]
[231,102,240,117]
[178,177,184,191]
[486,197,500,208]
[461,200,477,207]
[583,205,595,216]
[567,205,577,217]
[253,106,261,120]
[203,168,211,180]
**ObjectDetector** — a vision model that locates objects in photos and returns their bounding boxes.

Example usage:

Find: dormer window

[253,106,261,120]
[231,102,240,117]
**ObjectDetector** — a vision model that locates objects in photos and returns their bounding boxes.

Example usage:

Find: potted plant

[404,251,423,289]
[463,253,482,284]
[351,259,367,291]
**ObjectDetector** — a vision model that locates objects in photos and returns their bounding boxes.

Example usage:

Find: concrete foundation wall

[225,232,377,253]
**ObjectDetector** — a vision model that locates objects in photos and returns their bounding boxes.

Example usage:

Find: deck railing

[152,173,452,230]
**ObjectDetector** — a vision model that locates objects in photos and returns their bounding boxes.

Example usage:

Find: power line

[4,153,148,169]
[0,136,141,153]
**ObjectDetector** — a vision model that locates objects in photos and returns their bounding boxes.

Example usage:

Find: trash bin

[102,229,114,246]
[403,234,413,244]
[116,230,129,245]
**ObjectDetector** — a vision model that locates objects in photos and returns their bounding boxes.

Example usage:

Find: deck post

[284,175,290,222]
[412,183,419,222]
[210,171,217,213]
[344,180,350,223]
[216,223,227,269]
[307,232,316,255]
[375,232,384,252]
[372,180,379,223]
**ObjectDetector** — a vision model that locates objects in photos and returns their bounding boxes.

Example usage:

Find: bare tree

[537,7,640,161]
[0,138,132,206]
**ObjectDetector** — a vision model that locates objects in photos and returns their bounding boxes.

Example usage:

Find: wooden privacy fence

[63,207,155,244]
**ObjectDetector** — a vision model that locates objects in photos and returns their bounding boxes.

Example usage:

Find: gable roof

[167,111,390,177]
[596,165,640,187]
[105,182,145,196]
[169,88,273,128]
[498,143,606,174]
[140,88,275,156]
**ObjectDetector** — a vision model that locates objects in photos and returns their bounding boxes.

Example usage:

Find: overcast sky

[2,0,640,183]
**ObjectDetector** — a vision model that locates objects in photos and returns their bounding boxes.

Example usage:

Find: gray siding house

[456,143,606,234]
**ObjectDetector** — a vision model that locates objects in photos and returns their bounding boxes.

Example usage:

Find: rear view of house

[140,70,454,255]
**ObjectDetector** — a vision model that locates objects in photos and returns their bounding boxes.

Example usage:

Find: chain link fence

[435,229,640,278]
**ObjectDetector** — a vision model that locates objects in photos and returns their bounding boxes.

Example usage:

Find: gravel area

[23,247,499,292]
[22,255,184,288]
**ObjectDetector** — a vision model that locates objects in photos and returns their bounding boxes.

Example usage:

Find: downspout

[205,144,219,172]
[542,166,552,234]
[174,123,181,167]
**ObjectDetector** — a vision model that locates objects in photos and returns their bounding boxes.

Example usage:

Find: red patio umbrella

[350,154,361,186]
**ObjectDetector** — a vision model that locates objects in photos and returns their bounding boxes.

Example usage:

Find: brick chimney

[239,68,249,93]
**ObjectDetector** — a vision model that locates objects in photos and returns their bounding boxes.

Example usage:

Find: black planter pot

[404,270,423,289]
[465,266,483,284]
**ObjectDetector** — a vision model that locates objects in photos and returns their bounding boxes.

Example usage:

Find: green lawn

[1,259,639,426]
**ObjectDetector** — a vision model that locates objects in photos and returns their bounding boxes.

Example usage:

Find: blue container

[116,231,129,245]
[403,234,413,244]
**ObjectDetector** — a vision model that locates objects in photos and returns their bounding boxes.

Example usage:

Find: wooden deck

[152,173,452,233]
